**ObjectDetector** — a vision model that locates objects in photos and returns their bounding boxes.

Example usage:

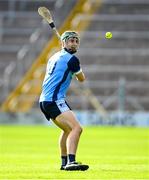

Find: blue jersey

[39,48,81,102]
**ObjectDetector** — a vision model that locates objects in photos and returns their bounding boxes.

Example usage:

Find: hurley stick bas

[38,6,61,39]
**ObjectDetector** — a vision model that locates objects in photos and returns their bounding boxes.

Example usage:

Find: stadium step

[88,20,149,31]
[98,3,149,14]
[81,38,148,49]
[80,55,149,66]
[84,71,149,81]
[0,0,101,112]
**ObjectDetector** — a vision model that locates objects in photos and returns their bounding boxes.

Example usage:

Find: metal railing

[0,20,49,104]
[0,62,16,102]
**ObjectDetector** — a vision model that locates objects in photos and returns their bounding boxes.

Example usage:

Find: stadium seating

[68,0,149,111]
[0,0,149,112]
[0,0,75,104]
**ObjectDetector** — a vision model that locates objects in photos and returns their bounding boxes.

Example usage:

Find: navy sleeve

[67,56,81,73]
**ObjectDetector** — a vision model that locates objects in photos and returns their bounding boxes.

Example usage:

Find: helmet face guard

[61,31,80,42]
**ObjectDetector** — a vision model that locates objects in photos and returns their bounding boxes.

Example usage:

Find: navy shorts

[39,99,71,120]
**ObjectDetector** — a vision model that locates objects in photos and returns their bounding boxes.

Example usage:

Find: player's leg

[40,101,70,169]
[54,110,82,156]
[53,118,71,169]
[40,101,89,171]
[53,110,89,171]
[59,131,69,156]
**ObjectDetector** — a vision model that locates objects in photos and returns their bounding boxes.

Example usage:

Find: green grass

[0,125,148,179]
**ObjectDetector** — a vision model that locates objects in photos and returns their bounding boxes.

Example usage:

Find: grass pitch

[0,125,148,180]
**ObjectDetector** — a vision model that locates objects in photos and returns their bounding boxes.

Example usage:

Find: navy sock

[68,154,75,163]
[61,156,67,166]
